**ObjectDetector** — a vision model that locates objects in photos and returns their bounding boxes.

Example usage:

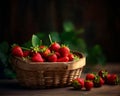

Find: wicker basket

[10,51,86,88]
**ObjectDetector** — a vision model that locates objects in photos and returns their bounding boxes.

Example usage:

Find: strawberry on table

[86,73,95,81]
[84,80,94,91]
[11,45,23,57]
[98,69,108,81]
[31,53,44,62]
[93,75,104,87]
[72,78,84,90]
[106,74,120,85]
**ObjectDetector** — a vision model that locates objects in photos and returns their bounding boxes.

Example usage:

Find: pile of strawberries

[72,69,120,91]
[11,35,77,62]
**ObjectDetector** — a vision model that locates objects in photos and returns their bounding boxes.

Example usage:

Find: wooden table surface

[0,63,120,96]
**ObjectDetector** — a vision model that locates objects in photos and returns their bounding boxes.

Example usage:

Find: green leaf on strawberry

[93,75,104,87]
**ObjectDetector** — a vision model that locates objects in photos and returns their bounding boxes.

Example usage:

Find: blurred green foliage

[0,42,16,79]
[0,21,106,79]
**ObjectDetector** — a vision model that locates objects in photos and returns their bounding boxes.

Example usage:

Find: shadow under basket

[10,51,86,88]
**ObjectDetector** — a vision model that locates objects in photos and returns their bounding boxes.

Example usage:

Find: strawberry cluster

[11,35,78,62]
[72,69,120,91]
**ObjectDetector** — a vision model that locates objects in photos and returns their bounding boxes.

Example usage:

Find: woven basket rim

[10,51,86,71]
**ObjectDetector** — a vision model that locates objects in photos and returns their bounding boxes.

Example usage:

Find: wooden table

[0,63,120,96]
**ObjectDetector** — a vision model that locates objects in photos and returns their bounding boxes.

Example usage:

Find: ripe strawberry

[57,56,69,62]
[31,53,44,62]
[93,75,104,87]
[47,53,57,62]
[11,45,23,57]
[68,53,74,61]
[72,78,84,90]
[98,69,108,81]
[55,52,61,58]
[106,74,120,85]
[86,73,95,81]
[59,45,70,57]
[84,80,94,91]
[77,78,84,88]
[23,50,30,57]
[49,42,60,52]
[39,45,51,58]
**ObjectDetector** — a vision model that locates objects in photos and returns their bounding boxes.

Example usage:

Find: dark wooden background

[0,0,120,62]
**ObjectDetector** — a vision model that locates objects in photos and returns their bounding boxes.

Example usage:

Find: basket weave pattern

[11,52,85,88]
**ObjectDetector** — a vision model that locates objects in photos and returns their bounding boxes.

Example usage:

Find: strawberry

[106,74,120,85]
[68,53,74,61]
[47,53,57,62]
[98,69,108,81]
[57,56,69,62]
[55,52,61,58]
[59,45,70,57]
[84,80,94,91]
[39,45,46,49]
[93,75,104,87]
[48,34,61,52]
[39,45,51,58]
[86,73,95,81]
[11,45,23,57]
[77,78,84,88]
[31,53,44,62]
[72,78,84,90]
[23,50,30,57]
[49,42,61,52]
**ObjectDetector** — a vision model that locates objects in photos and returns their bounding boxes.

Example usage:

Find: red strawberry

[39,45,51,58]
[77,78,84,88]
[49,42,60,52]
[93,75,104,87]
[23,50,30,57]
[39,45,46,49]
[68,53,74,61]
[86,73,95,81]
[55,52,61,58]
[31,53,44,62]
[43,48,51,57]
[98,69,108,80]
[72,78,84,90]
[84,80,94,91]
[106,74,120,85]
[11,45,23,57]
[57,56,69,62]
[47,53,57,62]
[59,45,70,57]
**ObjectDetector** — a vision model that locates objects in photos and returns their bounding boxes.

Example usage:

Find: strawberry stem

[49,34,53,44]
[21,47,30,50]
[40,40,42,45]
